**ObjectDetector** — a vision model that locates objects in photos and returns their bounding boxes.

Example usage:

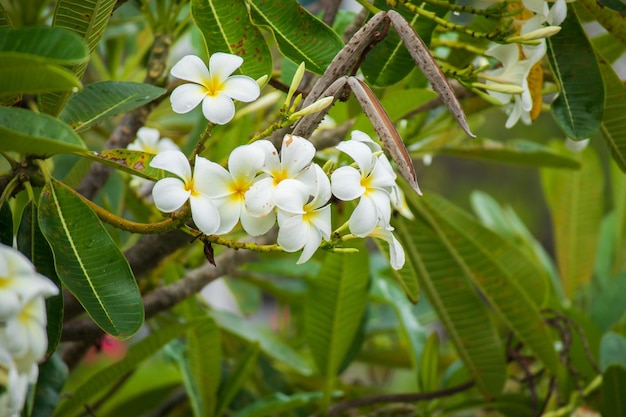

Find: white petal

[336,140,373,174]
[277,215,308,252]
[214,198,241,235]
[297,228,323,264]
[548,0,566,26]
[485,43,519,70]
[240,209,276,236]
[157,138,180,152]
[209,52,243,81]
[189,195,220,235]
[275,179,308,215]
[331,166,364,201]
[152,178,190,212]
[349,197,379,237]
[370,159,397,189]
[170,83,207,114]
[245,177,275,216]
[370,189,392,227]
[171,55,210,84]
[252,140,280,173]
[201,93,236,125]
[223,76,260,102]
[280,135,316,175]
[309,164,332,208]
[194,157,232,198]
[150,150,191,180]
[351,130,381,152]
[229,144,264,181]
[370,227,405,270]
[309,205,332,240]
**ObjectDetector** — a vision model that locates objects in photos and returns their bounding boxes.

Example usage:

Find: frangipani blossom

[128,127,179,154]
[331,132,396,237]
[369,226,405,270]
[150,150,220,235]
[202,143,275,236]
[275,164,332,264]
[245,135,316,218]
[170,54,260,125]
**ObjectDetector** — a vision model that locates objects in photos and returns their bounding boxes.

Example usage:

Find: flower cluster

[128,127,181,194]
[0,244,58,417]
[149,131,409,269]
[482,0,566,127]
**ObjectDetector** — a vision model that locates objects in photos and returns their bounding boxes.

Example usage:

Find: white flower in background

[522,0,566,26]
[275,164,332,264]
[0,244,58,417]
[245,135,317,219]
[331,131,397,237]
[202,143,275,236]
[128,127,179,154]
[150,150,221,235]
[170,53,260,125]
[369,226,406,270]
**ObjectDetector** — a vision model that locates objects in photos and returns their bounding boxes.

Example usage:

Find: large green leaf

[41,0,117,115]
[38,180,143,339]
[305,248,369,379]
[232,392,323,417]
[362,1,443,86]
[434,138,582,169]
[421,194,558,373]
[191,0,272,80]
[31,355,68,417]
[547,5,604,139]
[576,0,626,47]
[59,81,167,132]
[541,144,604,299]
[53,320,202,417]
[247,0,344,74]
[17,202,63,355]
[0,55,82,96]
[0,26,87,64]
[79,149,162,181]
[215,343,260,416]
[602,365,626,417]
[600,332,626,371]
[599,59,626,172]
[394,203,506,397]
[187,311,221,417]
[0,107,86,156]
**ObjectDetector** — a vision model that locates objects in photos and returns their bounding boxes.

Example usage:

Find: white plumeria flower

[170,53,260,125]
[369,226,406,270]
[275,164,332,264]
[128,127,179,154]
[150,150,221,235]
[331,132,397,237]
[202,143,275,236]
[0,245,58,320]
[244,135,317,219]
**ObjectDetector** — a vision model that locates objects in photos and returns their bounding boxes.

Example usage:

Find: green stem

[200,234,284,252]
[192,123,214,159]
[248,119,287,143]
[0,176,18,208]
[354,0,381,14]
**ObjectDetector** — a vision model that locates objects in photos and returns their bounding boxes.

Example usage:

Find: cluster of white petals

[0,244,58,417]
[170,53,260,125]
[484,0,566,128]
[149,132,409,269]
[128,127,181,193]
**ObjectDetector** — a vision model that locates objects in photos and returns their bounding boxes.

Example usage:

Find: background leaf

[0,26,87,64]
[598,58,626,172]
[0,55,82,96]
[0,107,86,156]
[191,0,273,80]
[576,0,626,47]
[31,355,68,417]
[247,0,344,74]
[601,365,626,417]
[547,5,604,139]
[80,149,162,181]
[541,144,604,299]
[0,203,12,246]
[38,180,144,339]
[59,81,166,132]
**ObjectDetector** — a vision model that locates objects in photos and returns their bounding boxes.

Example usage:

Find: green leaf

[0,26,88,64]
[247,0,344,74]
[420,332,440,392]
[59,81,166,132]
[394,205,506,397]
[591,272,626,332]
[31,355,68,417]
[541,144,604,299]
[434,138,582,169]
[232,392,324,417]
[215,343,260,417]
[40,0,117,115]
[376,240,419,302]
[38,180,143,339]
[0,107,86,156]
[0,3,11,27]
[53,320,202,417]
[0,55,82,96]
[17,201,63,355]
[547,5,604,139]
[602,365,626,417]
[598,0,626,13]
[362,2,443,86]
[305,248,369,380]
[600,332,626,372]
[0,203,12,246]
[188,315,221,417]
[211,310,313,375]
[577,0,626,47]
[191,0,273,80]
[79,149,162,181]
[421,194,558,373]
[599,58,626,172]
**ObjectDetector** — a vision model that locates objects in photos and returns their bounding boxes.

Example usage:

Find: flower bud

[507,26,561,43]
[473,82,525,94]
[285,62,306,108]
[289,96,334,121]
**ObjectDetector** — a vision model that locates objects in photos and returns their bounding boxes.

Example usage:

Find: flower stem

[355,0,381,14]
[200,234,284,252]
[192,123,214,160]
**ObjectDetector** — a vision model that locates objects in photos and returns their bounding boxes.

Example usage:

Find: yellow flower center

[185,178,199,197]
[272,169,288,186]
[229,180,249,202]
[360,174,373,195]
[204,75,225,97]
